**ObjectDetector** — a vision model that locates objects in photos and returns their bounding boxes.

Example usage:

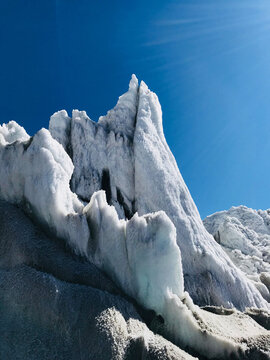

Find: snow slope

[204,206,270,302]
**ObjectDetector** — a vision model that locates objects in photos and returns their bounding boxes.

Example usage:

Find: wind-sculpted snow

[0,76,270,358]
[204,206,270,302]
[49,75,268,310]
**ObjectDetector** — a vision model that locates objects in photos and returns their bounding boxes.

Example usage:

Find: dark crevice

[132,83,140,131]
[101,169,112,204]
[201,306,234,316]
[116,188,133,220]
[77,194,90,204]
[23,136,33,151]
[131,200,136,215]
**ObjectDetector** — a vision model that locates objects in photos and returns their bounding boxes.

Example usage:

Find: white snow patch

[0,121,29,145]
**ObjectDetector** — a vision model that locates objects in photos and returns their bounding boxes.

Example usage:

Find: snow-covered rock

[204,206,270,301]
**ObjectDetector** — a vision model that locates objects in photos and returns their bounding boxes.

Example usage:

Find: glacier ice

[83,191,184,312]
[0,126,90,255]
[204,206,270,301]
[133,79,267,309]
[50,74,268,311]
[0,75,269,359]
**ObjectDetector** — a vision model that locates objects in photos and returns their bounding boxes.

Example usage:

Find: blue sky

[1,0,270,218]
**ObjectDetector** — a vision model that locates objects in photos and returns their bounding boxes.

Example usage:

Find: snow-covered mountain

[0,76,269,359]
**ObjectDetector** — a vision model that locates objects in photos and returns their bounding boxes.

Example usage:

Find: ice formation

[204,206,270,302]
[0,76,269,359]
[50,75,268,310]
[0,123,90,255]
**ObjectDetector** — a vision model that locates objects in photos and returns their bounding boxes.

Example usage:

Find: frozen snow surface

[204,206,270,302]
[0,75,269,359]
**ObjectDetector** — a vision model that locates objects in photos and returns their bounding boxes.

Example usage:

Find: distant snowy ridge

[204,206,270,302]
[0,76,269,358]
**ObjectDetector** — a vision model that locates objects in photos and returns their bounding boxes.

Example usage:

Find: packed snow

[0,75,269,359]
[204,206,270,302]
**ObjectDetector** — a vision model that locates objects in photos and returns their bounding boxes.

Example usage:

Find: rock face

[204,206,270,302]
[0,76,269,359]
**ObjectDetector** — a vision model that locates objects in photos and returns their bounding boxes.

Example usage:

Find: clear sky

[1,0,270,218]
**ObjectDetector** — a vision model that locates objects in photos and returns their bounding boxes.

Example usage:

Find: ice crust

[0,76,269,358]
[204,206,270,301]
